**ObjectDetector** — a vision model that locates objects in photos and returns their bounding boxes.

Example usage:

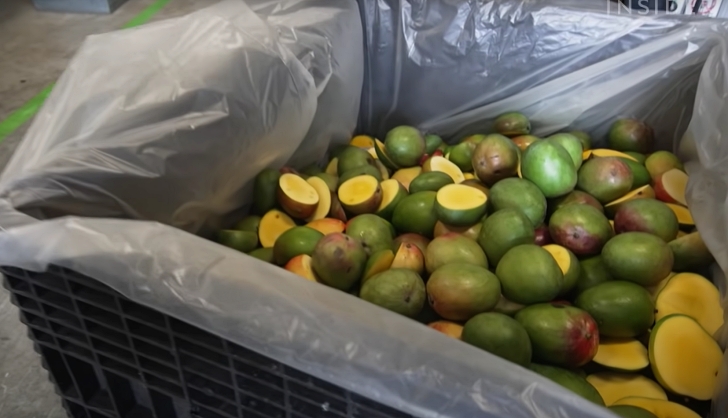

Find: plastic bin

[2,265,413,418]
[32,0,128,14]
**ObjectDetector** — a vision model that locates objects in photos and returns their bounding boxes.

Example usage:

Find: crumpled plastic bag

[0,1,726,418]
[0,0,362,236]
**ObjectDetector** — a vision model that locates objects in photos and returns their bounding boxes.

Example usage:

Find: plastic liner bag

[359,0,717,141]
[0,0,363,236]
[0,1,728,418]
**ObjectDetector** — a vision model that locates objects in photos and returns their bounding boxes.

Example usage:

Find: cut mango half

[259,209,296,248]
[305,177,332,222]
[583,149,639,162]
[423,156,465,183]
[325,157,339,176]
[391,166,422,191]
[655,273,723,336]
[337,175,382,215]
[283,254,319,282]
[428,320,464,340]
[305,218,345,235]
[604,185,655,216]
[377,179,408,220]
[463,172,476,180]
[664,203,693,226]
[277,173,320,219]
[592,338,649,371]
[654,169,687,206]
[434,184,487,226]
[350,135,375,148]
[613,397,701,418]
[649,314,722,400]
[374,139,400,170]
[362,249,395,283]
[542,244,579,294]
[367,147,379,160]
[391,242,425,274]
[586,372,667,406]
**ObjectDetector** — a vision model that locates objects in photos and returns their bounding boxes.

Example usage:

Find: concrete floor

[0,1,217,416]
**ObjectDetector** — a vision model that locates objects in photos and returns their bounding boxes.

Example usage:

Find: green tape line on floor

[0,0,172,143]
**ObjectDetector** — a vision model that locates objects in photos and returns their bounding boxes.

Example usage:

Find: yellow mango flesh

[586,372,666,406]
[649,314,722,400]
[613,397,700,418]
[593,338,649,371]
[654,273,724,336]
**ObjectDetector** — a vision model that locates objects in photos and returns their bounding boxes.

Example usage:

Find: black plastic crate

[2,266,415,418]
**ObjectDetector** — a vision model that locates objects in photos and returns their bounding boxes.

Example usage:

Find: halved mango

[422,156,465,183]
[583,149,639,162]
[604,185,655,217]
[428,320,464,339]
[391,166,422,191]
[367,147,379,160]
[463,172,476,180]
[362,249,395,283]
[649,314,722,400]
[542,244,580,294]
[259,209,296,248]
[337,175,382,215]
[325,157,339,176]
[434,184,487,226]
[665,203,693,226]
[654,273,723,336]
[305,218,346,235]
[350,135,375,148]
[613,397,700,418]
[277,173,320,219]
[376,179,408,220]
[305,177,332,222]
[284,254,320,282]
[391,242,425,274]
[592,338,649,371]
[374,139,400,170]
[654,169,688,206]
[586,372,666,406]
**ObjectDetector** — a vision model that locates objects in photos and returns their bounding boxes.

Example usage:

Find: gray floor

[0,1,217,416]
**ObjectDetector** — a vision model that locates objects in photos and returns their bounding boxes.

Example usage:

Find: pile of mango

[215,113,723,418]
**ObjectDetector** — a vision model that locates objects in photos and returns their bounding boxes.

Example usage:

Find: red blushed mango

[534,224,552,246]
[516,303,599,368]
[577,157,633,204]
[392,233,431,255]
[613,199,678,242]
[549,204,613,256]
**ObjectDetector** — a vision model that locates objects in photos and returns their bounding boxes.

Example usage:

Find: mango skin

[521,140,577,198]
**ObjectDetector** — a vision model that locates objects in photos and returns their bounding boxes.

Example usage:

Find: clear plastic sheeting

[0,1,727,418]
[358,0,716,144]
[0,0,363,236]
